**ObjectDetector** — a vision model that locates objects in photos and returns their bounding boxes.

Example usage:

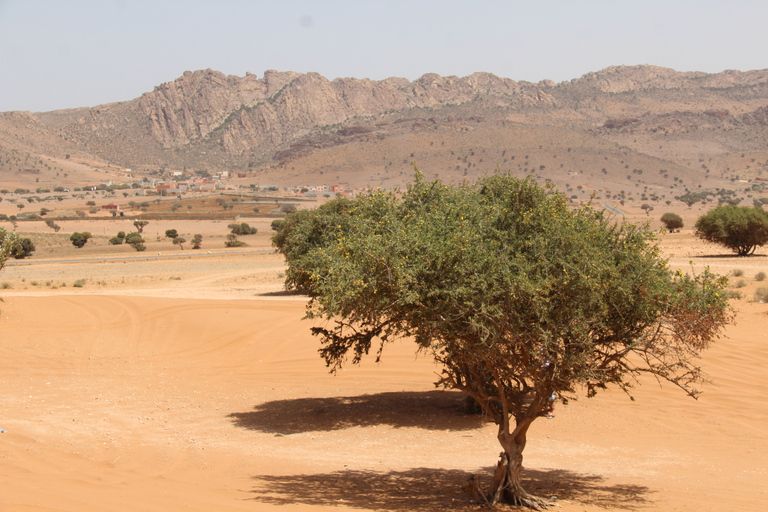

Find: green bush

[70,232,93,248]
[225,234,246,247]
[756,272,766,282]
[73,279,86,288]
[228,222,257,235]
[660,212,684,232]
[695,205,768,256]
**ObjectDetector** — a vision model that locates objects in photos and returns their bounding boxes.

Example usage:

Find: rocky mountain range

[2,65,768,190]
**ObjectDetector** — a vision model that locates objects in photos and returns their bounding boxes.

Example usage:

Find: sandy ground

[1,229,767,511]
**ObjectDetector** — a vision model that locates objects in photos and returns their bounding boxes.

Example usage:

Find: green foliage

[172,237,186,250]
[191,234,203,250]
[73,279,86,288]
[124,232,146,251]
[1,228,22,272]
[133,220,149,233]
[225,233,246,247]
[228,222,257,235]
[165,229,178,239]
[270,219,285,231]
[12,238,35,259]
[70,232,93,248]
[44,219,61,232]
[109,236,123,245]
[660,212,684,232]
[694,205,768,256]
[274,173,733,505]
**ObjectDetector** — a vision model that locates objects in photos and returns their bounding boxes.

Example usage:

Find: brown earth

[1,227,767,511]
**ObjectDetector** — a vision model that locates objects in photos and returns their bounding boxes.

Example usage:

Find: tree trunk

[486,431,551,509]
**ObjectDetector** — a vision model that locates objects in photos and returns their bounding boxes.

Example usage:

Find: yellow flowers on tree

[273,173,732,509]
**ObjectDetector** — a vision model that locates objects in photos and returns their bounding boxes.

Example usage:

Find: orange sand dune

[1,235,767,511]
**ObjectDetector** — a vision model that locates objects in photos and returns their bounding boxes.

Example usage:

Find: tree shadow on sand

[228,390,486,434]
[247,467,651,511]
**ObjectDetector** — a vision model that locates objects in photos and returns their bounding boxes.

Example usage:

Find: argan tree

[125,232,146,252]
[70,232,93,248]
[133,220,149,233]
[274,173,732,508]
[660,212,684,232]
[191,234,203,250]
[694,205,768,256]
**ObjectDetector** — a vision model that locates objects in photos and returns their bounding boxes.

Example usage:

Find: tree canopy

[694,205,768,256]
[660,212,684,232]
[274,173,732,508]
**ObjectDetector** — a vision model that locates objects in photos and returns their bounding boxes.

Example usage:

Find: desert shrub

[73,279,86,288]
[732,269,744,277]
[756,272,766,282]
[695,205,768,256]
[271,219,285,231]
[125,232,146,251]
[755,287,768,302]
[228,222,257,235]
[165,229,178,239]
[724,290,743,299]
[44,219,61,232]
[1,282,13,289]
[70,232,93,248]
[225,233,246,247]
[191,234,203,249]
[12,238,35,259]
[734,279,747,288]
[660,212,683,232]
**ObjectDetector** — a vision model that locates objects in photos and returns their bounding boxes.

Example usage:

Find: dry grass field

[1,220,767,512]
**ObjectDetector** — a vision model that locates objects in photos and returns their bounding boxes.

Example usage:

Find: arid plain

[1,216,767,512]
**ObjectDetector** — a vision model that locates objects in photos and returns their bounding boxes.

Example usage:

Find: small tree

[44,219,61,232]
[133,220,149,233]
[191,234,203,250]
[270,219,285,231]
[274,174,732,508]
[173,237,186,250]
[70,232,93,248]
[125,232,146,251]
[660,212,684,232]
[165,229,178,239]
[11,237,35,259]
[228,222,257,235]
[695,205,768,256]
[1,228,22,271]
[225,233,246,247]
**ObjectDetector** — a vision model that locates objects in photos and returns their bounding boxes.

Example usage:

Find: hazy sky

[1,0,767,112]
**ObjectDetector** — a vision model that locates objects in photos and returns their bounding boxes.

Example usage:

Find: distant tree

[39,208,49,216]
[86,200,96,206]
[660,213,684,232]
[44,219,61,232]
[274,173,732,508]
[124,232,146,252]
[270,219,285,231]
[695,205,768,256]
[228,222,257,235]
[280,204,297,214]
[172,237,186,250]
[191,234,203,250]
[640,203,653,215]
[70,232,93,248]
[133,220,149,233]
[224,233,246,247]
[165,229,179,239]
[16,203,24,210]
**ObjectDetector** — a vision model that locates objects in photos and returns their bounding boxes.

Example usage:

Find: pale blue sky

[1,0,767,112]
